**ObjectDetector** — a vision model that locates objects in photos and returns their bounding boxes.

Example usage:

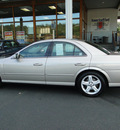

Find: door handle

[33,63,43,66]
[74,63,86,66]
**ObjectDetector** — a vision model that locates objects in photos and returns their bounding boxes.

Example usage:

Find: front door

[3,42,51,84]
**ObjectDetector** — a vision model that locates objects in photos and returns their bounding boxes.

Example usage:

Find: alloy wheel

[81,75,102,95]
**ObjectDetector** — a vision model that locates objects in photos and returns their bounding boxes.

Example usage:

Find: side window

[65,43,74,56]
[10,41,18,47]
[20,42,50,58]
[51,42,86,56]
[74,46,86,56]
[4,42,12,49]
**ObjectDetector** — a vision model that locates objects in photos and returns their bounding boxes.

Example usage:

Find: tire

[77,72,106,97]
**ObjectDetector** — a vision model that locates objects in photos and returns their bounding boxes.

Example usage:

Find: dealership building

[0,0,120,49]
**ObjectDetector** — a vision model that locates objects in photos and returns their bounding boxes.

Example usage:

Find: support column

[65,0,73,39]
[80,0,83,40]
[12,7,16,40]
[32,1,36,42]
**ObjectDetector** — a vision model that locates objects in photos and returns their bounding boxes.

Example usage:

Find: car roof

[33,39,107,56]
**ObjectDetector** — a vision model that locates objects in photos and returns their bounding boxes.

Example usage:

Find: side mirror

[16,53,20,59]
[15,53,23,59]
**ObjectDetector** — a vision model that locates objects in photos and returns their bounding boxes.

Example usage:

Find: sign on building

[16,31,25,44]
[51,21,56,30]
[5,31,13,40]
[40,27,50,34]
[91,18,110,31]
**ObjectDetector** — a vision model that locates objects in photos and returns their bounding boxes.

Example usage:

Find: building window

[73,1,80,39]
[14,6,34,44]
[57,2,65,38]
[35,4,56,40]
[57,2,65,19]
[73,1,80,18]
[57,20,66,38]
[36,21,53,40]
[0,0,87,42]
[73,19,80,39]
[0,8,13,40]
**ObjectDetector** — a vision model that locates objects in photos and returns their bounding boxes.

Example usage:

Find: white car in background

[0,39,120,97]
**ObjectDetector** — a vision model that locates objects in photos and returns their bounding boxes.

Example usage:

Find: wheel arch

[75,68,110,87]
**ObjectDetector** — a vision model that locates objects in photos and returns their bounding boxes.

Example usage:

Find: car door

[46,41,91,86]
[3,42,51,84]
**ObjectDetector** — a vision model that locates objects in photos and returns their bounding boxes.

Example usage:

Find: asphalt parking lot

[0,84,120,130]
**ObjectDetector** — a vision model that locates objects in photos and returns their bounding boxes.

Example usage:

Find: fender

[75,67,90,79]
[75,66,111,82]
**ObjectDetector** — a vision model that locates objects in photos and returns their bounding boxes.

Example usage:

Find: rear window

[85,41,110,55]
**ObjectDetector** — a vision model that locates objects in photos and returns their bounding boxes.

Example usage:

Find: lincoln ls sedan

[0,39,120,97]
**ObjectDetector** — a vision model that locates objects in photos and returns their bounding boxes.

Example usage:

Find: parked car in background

[0,40,25,57]
[0,39,120,97]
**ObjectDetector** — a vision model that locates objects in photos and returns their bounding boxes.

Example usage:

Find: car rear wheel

[77,72,106,97]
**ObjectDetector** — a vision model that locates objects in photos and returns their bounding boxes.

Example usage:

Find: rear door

[46,41,91,86]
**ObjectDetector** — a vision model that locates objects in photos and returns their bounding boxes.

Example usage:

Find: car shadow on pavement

[2,83,80,96]
[1,83,120,98]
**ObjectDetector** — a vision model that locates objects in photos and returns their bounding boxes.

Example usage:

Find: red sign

[98,22,103,29]
[16,31,25,36]
[5,31,13,40]
[5,32,12,36]
[16,31,25,44]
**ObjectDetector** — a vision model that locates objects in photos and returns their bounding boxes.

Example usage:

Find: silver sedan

[0,39,120,97]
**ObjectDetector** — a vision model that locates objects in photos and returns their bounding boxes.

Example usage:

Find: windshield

[85,41,110,55]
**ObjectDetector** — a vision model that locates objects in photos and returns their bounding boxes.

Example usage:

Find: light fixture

[102,1,104,4]
[21,8,30,12]
[48,6,56,10]
[57,12,64,14]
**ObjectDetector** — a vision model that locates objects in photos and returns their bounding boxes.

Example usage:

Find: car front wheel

[77,72,106,97]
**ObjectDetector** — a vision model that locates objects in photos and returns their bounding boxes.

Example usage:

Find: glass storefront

[14,6,34,44]
[73,19,80,39]
[57,3,65,19]
[0,7,13,40]
[57,20,66,38]
[36,4,56,21]
[73,1,80,18]
[36,21,53,40]
[35,4,56,40]
[73,1,80,39]
[0,0,87,44]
